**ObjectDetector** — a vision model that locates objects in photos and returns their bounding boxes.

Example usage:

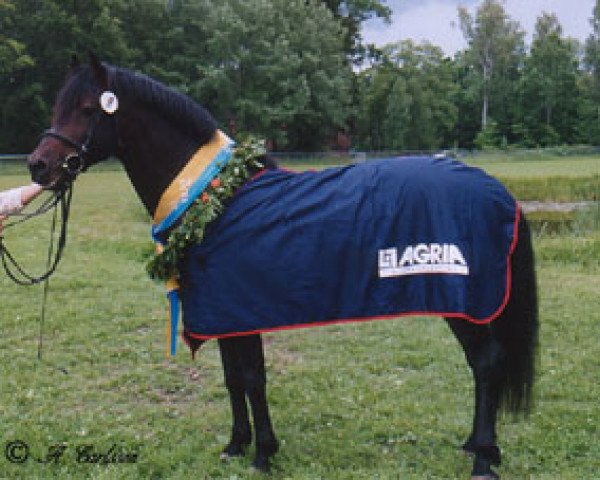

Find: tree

[0,1,33,76]
[356,61,409,150]
[0,0,354,152]
[452,51,484,148]
[0,0,129,151]
[321,0,391,62]
[109,0,210,90]
[581,0,600,143]
[0,0,38,151]
[191,0,352,150]
[585,0,600,97]
[356,41,458,150]
[458,0,525,133]
[518,13,580,146]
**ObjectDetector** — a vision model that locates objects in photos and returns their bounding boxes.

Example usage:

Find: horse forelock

[54,66,100,125]
[112,67,217,145]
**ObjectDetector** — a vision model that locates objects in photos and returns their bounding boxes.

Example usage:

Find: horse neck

[116,107,204,216]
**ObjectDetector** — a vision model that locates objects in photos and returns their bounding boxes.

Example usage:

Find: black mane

[112,66,217,145]
[56,64,217,146]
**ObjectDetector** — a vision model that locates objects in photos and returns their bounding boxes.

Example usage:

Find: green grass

[277,152,600,174]
[3,152,600,201]
[467,153,600,201]
[278,153,600,202]
[526,205,600,236]
[465,154,600,178]
[497,176,599,202]
[1,167,599,479]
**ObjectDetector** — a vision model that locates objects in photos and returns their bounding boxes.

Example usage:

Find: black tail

[492,212,539,414]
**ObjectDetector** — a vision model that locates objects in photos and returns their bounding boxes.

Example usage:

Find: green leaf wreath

[146,137,266,282]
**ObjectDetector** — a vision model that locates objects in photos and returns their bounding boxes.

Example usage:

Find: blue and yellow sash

[152,129,235,356]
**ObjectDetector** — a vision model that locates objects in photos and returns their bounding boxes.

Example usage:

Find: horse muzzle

[28,153,83,190]
[28,155,53,187]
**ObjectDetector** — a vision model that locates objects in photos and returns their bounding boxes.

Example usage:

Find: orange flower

[210,178,221,188]
[201,192,210,203]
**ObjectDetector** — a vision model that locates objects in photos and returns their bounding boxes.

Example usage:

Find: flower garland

[146,137,266,282]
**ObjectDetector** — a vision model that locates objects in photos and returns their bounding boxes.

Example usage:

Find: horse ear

[88,51,109,89]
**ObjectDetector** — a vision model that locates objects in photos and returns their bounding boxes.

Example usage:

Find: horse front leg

[447,318,503,480]
[218,338,252,458]
[219,335,279,472]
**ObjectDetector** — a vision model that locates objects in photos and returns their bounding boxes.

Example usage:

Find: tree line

[2,0,600,153]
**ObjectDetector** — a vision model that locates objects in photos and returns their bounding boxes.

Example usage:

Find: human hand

[0,183,43,217]
[22,183,43,206]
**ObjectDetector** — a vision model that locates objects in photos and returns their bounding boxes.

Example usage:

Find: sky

[362,0,597,56]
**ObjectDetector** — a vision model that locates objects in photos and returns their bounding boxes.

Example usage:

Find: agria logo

[378,243,469,278]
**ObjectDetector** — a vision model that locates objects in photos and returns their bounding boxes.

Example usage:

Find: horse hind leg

[447,213,538,479]
[447,318,503,479]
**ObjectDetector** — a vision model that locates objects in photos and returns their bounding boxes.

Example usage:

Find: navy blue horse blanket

[179,157,519,341]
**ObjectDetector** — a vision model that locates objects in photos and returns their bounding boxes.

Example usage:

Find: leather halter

[40,109,102,178]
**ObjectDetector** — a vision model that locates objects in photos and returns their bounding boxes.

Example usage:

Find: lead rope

[37,202,58,363]
[0,184,73,285]
[0,184,73,373]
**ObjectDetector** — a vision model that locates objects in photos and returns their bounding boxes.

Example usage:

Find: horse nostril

[28,158,49,182]
[29,159,46,173]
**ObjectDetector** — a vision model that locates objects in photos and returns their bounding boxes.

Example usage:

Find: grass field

[278,153,600,201]
[274,151,600,175]
[0,157,599,479]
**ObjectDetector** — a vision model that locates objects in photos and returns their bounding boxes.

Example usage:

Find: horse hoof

[463,448,475,458]
[471,474,499,480]
[220,450,244,461]
[462,438,476,457]
[221,442,248,460]
[220,449,243,461]
[252,455,271,473]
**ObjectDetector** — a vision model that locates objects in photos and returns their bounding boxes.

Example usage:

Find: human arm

[0,183,43,216]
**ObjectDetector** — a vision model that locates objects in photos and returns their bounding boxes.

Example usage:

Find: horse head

[28,54,220,213]
[28,54,120,189]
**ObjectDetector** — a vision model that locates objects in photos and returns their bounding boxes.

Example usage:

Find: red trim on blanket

[183,205,522,341]
[251,167,305,180]
[249,169,268,181]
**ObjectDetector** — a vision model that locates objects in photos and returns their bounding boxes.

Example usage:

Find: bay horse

[28,56,538,479]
